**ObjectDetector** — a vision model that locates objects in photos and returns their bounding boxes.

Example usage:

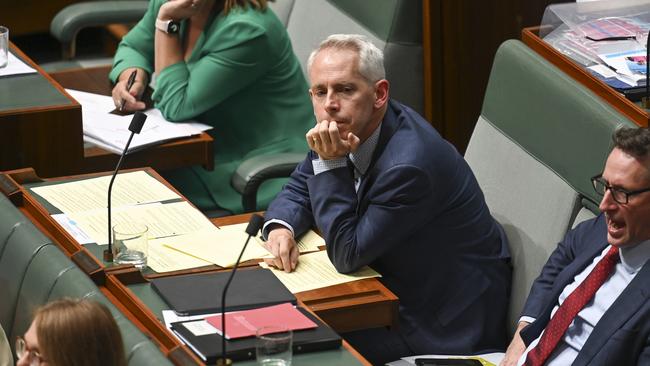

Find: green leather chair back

[482,39,637,206]
[466,39,637,336]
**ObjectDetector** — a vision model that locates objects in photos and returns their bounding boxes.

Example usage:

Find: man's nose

[599,189,618,213]
[325,91,339,111]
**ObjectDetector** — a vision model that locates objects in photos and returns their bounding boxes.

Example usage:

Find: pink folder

[206,303,318,339]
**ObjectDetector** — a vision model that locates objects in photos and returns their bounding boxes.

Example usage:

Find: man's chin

[607,233,628,247]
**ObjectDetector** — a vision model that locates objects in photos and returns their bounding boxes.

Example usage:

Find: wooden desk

[521,26,649,127]
[0,44,214,177]
[0,167,397,363]
[0,43,83,177]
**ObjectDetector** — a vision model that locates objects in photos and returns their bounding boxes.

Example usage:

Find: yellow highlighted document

[259,250,380,293]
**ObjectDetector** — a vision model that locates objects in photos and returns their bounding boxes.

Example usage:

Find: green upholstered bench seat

[0,193,172,366]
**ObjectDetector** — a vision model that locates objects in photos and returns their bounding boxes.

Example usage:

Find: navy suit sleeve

[264,152,317,235]
[639,340,650,366]
[307,163,432,273]
[521,216,604,319]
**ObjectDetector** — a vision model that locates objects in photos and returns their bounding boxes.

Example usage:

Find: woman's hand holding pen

[111,68,147,112]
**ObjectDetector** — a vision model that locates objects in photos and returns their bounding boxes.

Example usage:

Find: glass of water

[112,222,148,270]
[256,325,292,366]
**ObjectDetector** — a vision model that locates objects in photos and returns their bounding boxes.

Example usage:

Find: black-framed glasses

[15,336,46,366]
[591,174,650,204]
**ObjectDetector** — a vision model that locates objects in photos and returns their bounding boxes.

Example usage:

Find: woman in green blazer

[110,0,313,214]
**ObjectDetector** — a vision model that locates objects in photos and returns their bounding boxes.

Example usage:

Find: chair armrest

[231,153,304,212]
[50,1,149,59]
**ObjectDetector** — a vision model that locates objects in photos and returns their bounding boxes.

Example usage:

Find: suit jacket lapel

[573,262,650,366]
[356,100,401,202]
[525,236,609,343]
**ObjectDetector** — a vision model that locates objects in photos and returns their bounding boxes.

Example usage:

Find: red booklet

[205,303,317,339]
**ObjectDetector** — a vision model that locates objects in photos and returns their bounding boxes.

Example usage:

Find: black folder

[170,307,342,362]
[151,268,296,315]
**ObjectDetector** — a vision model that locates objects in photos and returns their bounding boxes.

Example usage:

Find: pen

[119,70,138,112]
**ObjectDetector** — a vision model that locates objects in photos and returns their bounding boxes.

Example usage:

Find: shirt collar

[619,239,650,274]
[349,123,382,176]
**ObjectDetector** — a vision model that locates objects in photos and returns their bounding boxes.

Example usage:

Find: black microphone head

[128,111,147,134]
[245,214,264,237]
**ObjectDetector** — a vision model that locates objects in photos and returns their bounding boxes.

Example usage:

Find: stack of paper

[66,89,212,154]
[30,171,215,272]
[259,250,381,293]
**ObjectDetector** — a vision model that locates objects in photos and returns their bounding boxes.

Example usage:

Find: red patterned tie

[523,246,620,366]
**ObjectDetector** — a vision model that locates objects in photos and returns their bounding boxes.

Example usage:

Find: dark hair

[35,298,126,366]
[613,127,650,158]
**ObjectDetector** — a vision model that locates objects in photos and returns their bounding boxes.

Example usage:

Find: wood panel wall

[423,0,572,152]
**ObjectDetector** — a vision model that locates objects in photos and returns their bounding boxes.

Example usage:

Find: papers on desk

[161,223,323,268]
[30,171,220,273]
[0,53,37,77]
[389,353,503,366]
[65,89,212,154]
[160,225,271,268]
[31,171,180,213]
[67,201,216,245]
[259,250,381,293]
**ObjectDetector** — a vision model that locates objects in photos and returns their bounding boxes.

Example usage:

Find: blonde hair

[223,0,271,14]
[34,298,126,366]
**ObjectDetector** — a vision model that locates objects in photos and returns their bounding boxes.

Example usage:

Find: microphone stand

[215,214,264,366]
[104,111,147,262]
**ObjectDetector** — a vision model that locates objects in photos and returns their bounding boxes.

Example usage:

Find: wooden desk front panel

[0,44,85,177]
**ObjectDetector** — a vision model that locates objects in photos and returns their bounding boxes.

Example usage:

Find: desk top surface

[0,45,73,112]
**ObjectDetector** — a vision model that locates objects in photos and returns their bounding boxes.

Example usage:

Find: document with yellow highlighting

[31,171,180,214]
[148,239,213,273]
[258,250,381,293]
[162,225,271,268]
[254,229,323,254]
[67,201,216,245]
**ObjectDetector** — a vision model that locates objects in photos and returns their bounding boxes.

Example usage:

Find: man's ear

[374,79,389,109]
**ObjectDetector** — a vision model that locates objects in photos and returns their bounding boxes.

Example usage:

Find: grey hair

[307,34,385,82]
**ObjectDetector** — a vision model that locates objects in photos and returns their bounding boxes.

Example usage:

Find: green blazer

[110,0,313,213]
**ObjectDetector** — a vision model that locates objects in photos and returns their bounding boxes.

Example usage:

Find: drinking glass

[255,325,292,366]
[112,222,148,270]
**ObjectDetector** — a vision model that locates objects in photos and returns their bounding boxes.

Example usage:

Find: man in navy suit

[262,34,511,364]
[501,127,650,366]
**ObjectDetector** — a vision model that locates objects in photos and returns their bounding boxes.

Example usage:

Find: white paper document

[0,53,37,77]
[67,201,216,245]
[31,171,180,214]
[259,250,381,293]
[65,89,212,154]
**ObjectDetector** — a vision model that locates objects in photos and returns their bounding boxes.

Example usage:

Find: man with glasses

[501,127,650,366]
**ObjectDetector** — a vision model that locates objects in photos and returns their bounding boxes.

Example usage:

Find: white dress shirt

[263,124,381,238]
[518,239,650,365]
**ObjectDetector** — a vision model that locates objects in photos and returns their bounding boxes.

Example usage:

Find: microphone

[104,111,147,262]
[215,214,264,366]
